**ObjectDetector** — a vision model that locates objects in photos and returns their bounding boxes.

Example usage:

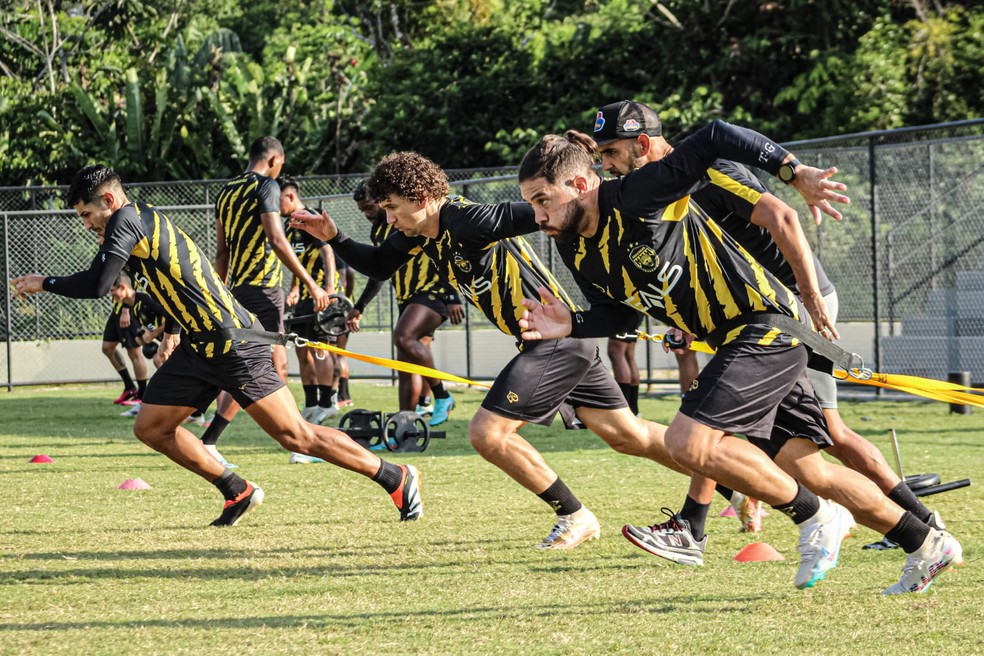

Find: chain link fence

[3,120,984,388]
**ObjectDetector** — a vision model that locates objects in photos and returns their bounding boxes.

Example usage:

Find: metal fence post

[869,136,882,378]
[3,212,12,390]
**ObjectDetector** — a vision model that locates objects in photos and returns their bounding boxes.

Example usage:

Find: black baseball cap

[592,100,662,145]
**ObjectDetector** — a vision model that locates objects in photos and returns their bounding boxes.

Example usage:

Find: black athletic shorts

[679,332,832,459]
[231,284,284,333]
[102,312,140,349]
[397,291,449,338]
[610,314,643,343]
[141,326,285,409]
[481,337,627,426]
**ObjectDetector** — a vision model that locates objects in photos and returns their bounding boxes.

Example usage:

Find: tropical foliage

[1,0,981,186]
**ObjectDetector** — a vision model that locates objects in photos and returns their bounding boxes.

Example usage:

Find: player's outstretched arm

[519,287,573,341]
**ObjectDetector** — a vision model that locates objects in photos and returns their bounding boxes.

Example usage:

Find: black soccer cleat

[211,481,265,527]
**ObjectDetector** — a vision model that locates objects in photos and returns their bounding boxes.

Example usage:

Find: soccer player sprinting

[291,152,707,550]
[348,179,464,425]
[10,165,423,527]
[516,121,960,594]
[594,100,953,548]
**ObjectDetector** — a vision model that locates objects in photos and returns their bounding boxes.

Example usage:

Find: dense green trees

[1,0,981,187]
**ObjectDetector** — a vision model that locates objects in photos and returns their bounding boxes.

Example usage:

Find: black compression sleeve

[329,230,410,280]
[41,253,127,299]
[569,305,641,339]
[353,278,386,312]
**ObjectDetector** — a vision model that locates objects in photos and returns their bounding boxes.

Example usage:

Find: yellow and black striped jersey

[285,224,330,300]
[332,196,577,344]
[100,201,255,355]
[124,291,167,328]
[215,172,283,289]
[694,159,834,296]
[370,220,453,303]
[561,168,809,348]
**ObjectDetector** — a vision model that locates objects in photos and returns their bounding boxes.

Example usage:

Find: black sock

[317,386,335,408]
[211,468,247,501]
[617,382,632,404]
[189,410,204,419]
[339,377,350,400]
[888,481,933,524]
[201,416,230,446]
[372,461,404,494]
[430,382,449,400]
[418,395,430,406]
[885,511,932,554]
[303,384,318,407]
[679,495,710,541]
[715,484,735,502]
[136,379,147,398]
[537,478,582,516]
[118,367,135,390]
[629,385,640,415]
[771,482,821,525]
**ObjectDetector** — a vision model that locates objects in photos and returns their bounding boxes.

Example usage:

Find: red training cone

[30,454,54,463]
[719,505,737,517]
[734,542,785,562]
[117,478,152,490]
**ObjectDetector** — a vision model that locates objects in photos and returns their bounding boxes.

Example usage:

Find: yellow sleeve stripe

[661,196,690,223]
[707,168,763,205]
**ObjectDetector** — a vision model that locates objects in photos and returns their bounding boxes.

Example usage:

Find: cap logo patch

[594,111,606,133]
[623,119,641,132]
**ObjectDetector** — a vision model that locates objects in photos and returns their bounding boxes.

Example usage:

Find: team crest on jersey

[454,254,471,273]
[629,244,660,272]
[594,111,605,133]
[623,119,641,132]
[507,391,519,404]
[689,379,699,392]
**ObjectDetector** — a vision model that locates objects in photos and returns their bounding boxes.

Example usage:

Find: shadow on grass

[0,593,774,632]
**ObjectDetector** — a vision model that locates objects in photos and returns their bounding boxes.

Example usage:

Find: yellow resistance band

[295,337,492,389]
[636,330,984,408]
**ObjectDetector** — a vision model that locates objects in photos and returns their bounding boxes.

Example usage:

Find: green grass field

[1,382,982,655]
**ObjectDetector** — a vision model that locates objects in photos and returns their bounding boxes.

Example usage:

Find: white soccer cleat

[535,507,601,550]
[883,530,961,595]
[795,499,853,589]
[289,452,326,464]
[300,406,319,421]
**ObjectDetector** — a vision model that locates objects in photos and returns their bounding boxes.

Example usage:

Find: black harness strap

[190,327,294,347]
[706,312,867,377]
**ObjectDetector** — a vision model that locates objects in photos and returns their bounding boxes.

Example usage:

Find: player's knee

[393,330,419,354]
[101,343,116,358]
[664,429,705,467]
[467,415,505,454]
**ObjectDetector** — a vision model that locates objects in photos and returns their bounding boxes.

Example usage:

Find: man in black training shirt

[516,120,960,594]
[291,151,703,551]
[595,100,950,548]
[201,137,331,464]
[280,176,338,442]
[348,179,464,423]
[11,165,423,527]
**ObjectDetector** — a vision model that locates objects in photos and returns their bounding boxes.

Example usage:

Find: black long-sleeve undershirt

[42,252,127,299]
[328,230,413,280]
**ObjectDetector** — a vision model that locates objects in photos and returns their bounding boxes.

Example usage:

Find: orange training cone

[734,542,785,562]
[117,478,152,490]
[719,505,737,517]
[30,454,54,463]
